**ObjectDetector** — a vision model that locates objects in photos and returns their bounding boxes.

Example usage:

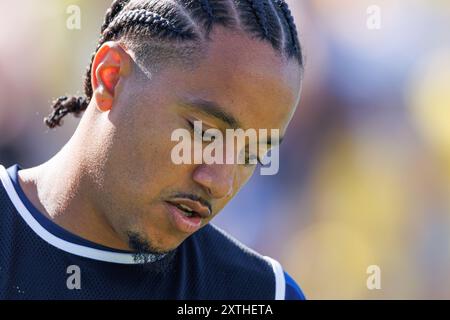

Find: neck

[17,114,131,251]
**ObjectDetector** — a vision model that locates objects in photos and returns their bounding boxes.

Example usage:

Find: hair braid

[275,0,301,63]
[200,0,214,22]
[247,0,269,39]
[106,9,193,39]
[102,0,131,33]
[175,0,236,35]
[44,96,89,129]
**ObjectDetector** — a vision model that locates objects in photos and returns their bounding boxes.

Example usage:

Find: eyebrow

[178,98,241,129]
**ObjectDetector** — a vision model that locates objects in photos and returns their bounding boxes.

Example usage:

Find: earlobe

[94,86,113,112]
[91,42,131,112]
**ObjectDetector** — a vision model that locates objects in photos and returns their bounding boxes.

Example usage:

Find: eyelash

[186,119,208,138]
[244,151,260,167]
[186,120,260,167]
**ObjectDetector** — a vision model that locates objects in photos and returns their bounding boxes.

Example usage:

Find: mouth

[165,198,211,219]
[164,198,212,234]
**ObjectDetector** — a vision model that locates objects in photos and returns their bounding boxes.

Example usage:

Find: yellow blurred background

[0,0,449,299]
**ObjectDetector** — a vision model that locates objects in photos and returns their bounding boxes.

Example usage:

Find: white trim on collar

[263,256,286,300]
[0,164,164,264]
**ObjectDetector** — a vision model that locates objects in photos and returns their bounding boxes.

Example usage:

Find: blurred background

[1,0,449,299]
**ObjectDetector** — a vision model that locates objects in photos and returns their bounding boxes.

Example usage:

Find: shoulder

[284,271,306,300]
[185,223,306,300]
[191,223,272,271]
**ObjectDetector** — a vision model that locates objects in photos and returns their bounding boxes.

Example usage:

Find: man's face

[94,28,302,253]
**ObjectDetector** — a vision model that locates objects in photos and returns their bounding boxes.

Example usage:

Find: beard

[127,231,169,260]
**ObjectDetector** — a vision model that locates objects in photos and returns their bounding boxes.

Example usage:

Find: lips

[165,198,212,219]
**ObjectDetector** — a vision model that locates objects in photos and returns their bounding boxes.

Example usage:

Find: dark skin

[18,27,302,253]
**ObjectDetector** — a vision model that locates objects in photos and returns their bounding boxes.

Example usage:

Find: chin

[126,227,187,254]
[156,233,189,252]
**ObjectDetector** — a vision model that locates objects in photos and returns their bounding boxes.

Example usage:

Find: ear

[91,41,132,112]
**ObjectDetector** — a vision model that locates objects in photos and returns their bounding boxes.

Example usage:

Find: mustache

[168,192,213,215]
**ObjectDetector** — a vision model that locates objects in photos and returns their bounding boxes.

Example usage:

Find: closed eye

[243,146,262,167]
[186,119,216,141]
[186,119,262,167]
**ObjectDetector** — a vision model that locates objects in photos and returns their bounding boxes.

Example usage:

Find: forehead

[166,27,302,133]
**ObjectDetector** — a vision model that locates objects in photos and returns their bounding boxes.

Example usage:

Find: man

[0,0,305,299]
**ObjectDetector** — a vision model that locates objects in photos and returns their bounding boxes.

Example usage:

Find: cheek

[222,167,255,205]
[113,110,191,196]
[237,167,255,190]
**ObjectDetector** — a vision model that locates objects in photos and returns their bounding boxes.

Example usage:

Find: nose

[192,163,237,199]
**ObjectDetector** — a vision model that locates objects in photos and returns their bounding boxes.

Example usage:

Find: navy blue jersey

[0,164,305,300]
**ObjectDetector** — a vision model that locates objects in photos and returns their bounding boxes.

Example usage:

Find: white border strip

[0,165,155,264]
[264,256,286,300]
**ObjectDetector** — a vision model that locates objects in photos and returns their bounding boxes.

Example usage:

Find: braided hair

[45,0,303,128]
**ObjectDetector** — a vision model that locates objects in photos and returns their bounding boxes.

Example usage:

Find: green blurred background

[1,0,449,299]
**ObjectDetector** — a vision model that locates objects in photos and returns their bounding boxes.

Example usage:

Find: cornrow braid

[233,0,280,50]
[105,9,195,40]
[45,0,303,128]
[247,0,269,39]
[102,0,131,33]
[200,0,215,31]
[274,0,301,64]
[263,0,284,52]
[174,0,236,36]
